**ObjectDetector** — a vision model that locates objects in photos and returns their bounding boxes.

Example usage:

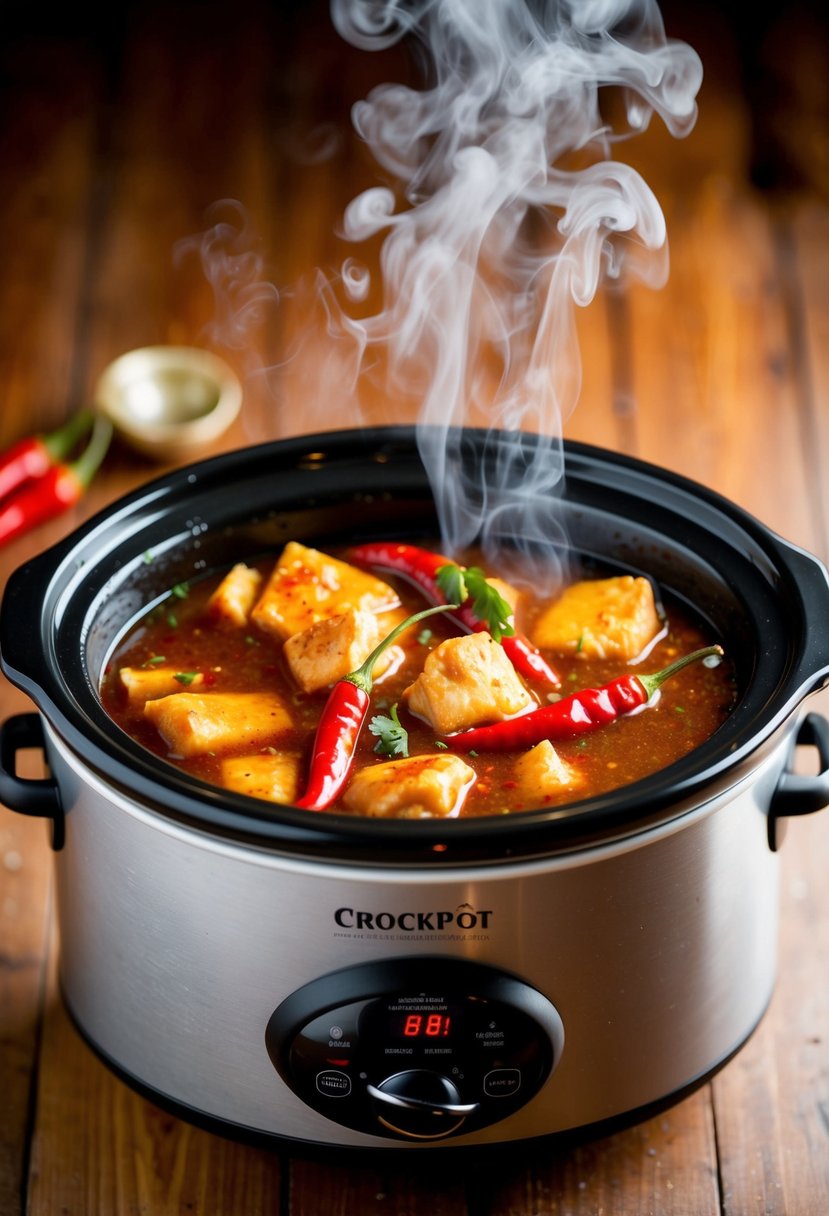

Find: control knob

[367,1070,480,1140]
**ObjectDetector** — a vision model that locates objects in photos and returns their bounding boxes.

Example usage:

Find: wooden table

[1,1,828,1211]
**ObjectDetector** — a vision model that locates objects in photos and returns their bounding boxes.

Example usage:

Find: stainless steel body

[46,718,786,1147]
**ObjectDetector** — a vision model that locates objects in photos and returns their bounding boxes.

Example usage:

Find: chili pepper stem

[42,409,95,462]
[636,645,724,700]
[348,541,560,686]
[442,643,726,753]
[294,601,460,812]
[72,415,113,488]
[0,414,114,548]
[0,411,98,510]
[346,602,459,695]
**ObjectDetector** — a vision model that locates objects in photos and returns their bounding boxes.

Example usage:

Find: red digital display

[403,1013,452,1038]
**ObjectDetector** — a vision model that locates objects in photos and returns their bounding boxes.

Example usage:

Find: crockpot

[1,427,828,1152]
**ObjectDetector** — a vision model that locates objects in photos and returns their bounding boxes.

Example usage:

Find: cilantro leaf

[368,703,409,757]
[463,567,515,643]
[436,563,467,607]
[435,562,515,643]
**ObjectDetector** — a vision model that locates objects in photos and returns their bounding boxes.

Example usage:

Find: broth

[100,544,736,818]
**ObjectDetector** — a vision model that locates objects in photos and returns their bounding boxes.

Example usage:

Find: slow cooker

[1,427,828,1151]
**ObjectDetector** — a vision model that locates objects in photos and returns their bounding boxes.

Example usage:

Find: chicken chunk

[342,753,476,819]
[531,575,661,660]
[119,666,204,706]
[220,751,301,803]
[250,542,399,641]
[143,692,293,758]
[512,740,582,805]
[205,563,263,627]
[403,631,534,735]
[284,609,400,694]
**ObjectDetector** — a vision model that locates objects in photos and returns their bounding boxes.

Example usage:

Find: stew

[100,541,736,819]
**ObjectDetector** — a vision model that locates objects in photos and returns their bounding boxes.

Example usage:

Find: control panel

[266,957,564,1141]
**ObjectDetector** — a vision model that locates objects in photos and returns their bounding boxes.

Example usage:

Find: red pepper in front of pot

[441,645,724,752]
[348,540,560,687]
[0,415,113,546]
[294,601,459,811]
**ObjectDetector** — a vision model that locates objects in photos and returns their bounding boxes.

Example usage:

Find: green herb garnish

[435,563,515,643]
[436,563,467,609]
[174,671,200,686]
[368,703,409,757]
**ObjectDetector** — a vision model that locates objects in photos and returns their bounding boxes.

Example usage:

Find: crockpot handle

[0,713,64,850]
[768,713,829,851]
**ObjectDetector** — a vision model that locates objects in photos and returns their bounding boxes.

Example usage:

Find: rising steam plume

[330,0,702,590]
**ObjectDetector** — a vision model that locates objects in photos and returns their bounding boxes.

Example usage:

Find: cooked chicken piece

[284,609,400,694]
[250,542,399,641]
[220,751,301,803]
[119,666,204,706]
[512,740,582,805]
[144,692,293,758]
[205,563,263,627]
[531,575,661,660]
[342,753,476,819]
[403,632,534,735]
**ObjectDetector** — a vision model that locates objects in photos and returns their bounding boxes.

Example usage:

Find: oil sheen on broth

[100,544,736,819]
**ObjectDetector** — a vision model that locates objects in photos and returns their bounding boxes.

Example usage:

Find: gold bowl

[94,346,242,462]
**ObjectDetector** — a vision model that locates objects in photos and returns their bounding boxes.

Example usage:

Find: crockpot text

[334,905,493,932]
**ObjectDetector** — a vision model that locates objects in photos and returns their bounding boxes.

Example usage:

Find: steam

[174,200,280,351]
[330,0,702,589]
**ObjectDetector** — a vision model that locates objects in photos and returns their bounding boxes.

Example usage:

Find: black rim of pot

[2,426,828,865]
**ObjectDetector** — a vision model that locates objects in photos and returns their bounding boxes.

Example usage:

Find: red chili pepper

[0,415,113,546]
[441,646,724,752]
[0,410,94,503]
[348,541,560,686]
[294,601,458,811]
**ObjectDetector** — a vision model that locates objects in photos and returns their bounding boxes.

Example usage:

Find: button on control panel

[316,1070,352,1098]
[266,958,564,1141]
[484,1068,521,1097]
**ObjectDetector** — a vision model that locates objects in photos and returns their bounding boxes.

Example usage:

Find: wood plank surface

[28,957,284,1216]
[0,24,102,1215]
[0,2,828,1214]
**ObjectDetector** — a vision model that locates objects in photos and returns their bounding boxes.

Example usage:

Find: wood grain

[0,801,52,1216]
[0,24,102,1213]
[791,202,829,559]
[468,1093,720,1215]
[28,967,284,1216]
